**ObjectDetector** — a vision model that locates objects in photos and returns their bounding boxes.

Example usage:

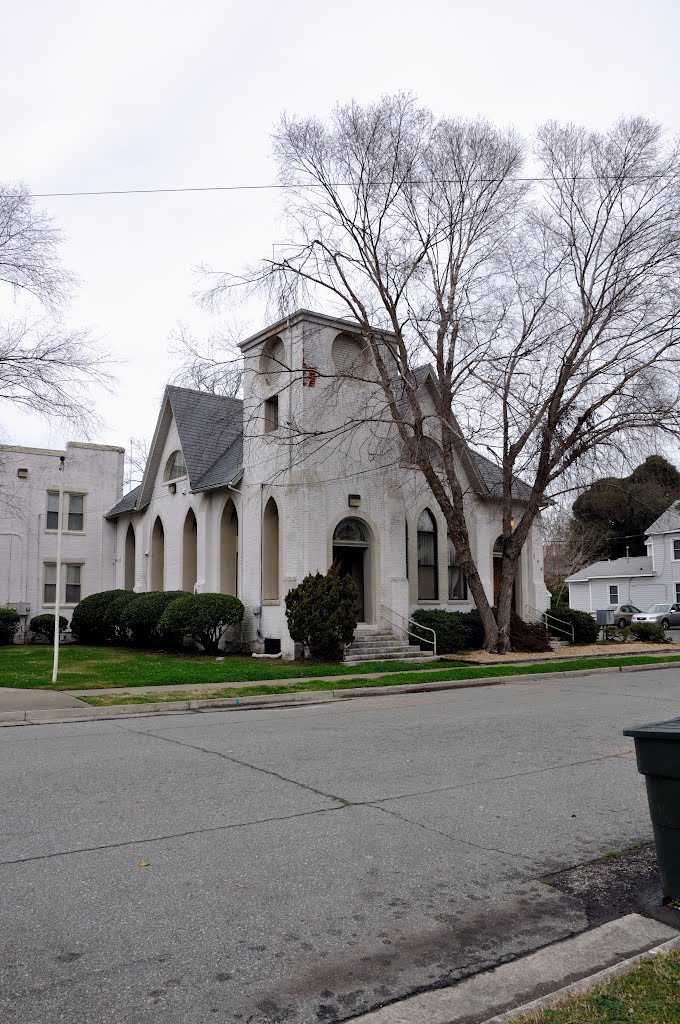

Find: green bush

[411,609,466,654]
[509,615,552,653]
[69,590,126,644]
[0,608,20,645]
[158,593,245,654]
[629,621,666,642]
[121,591,186,647]
[285,565,358,660]
[557,607,600,644]
[103,591,139,643]
[29,613,68,641]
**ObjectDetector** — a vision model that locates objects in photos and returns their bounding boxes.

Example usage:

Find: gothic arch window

[448,536,467,600]
[417,508,438,600]
[182,509,198,592]
[220,500,238,597]
[262,497,280,601]
[164,450,187,482]
[124,523,136,591]
[151,517,165,591]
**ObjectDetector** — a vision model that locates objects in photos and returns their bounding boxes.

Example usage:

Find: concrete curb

[480,933,680,1023]
[348,914,680,1024]
[1,659,679,727]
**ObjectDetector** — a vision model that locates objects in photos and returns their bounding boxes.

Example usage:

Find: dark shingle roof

[105,485,141,520]
[166,386,243,490]
[468,451,533,502]
[193,434,244,492]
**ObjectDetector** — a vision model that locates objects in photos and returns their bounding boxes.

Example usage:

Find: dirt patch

[446,642,678,665]
[544,844,680,930]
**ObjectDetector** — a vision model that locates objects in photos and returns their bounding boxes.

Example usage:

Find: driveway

[1,667,678,1023]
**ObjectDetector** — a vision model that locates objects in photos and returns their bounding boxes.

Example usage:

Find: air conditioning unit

[7,603,30,617]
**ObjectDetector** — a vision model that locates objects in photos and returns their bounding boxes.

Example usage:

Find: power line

[17,172,678,200]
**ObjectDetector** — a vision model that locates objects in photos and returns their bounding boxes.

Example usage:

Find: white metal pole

[52,456,65,685]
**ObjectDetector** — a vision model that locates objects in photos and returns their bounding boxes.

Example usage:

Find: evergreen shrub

[285,565,358,660]
[70,590,126,643]
[29,613,68,641]
[120,591,186,647]
[556,607,600,644]
[0,608,20,645]
[158,593,245,654]
[629,621,666,642]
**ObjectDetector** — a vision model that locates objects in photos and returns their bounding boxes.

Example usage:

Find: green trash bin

[623,717,680,902]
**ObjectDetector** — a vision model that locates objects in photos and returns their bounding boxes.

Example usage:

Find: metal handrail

[527,605,575,644]
[380,603,437,656]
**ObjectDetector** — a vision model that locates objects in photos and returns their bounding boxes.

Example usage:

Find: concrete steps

[345,629,435,666]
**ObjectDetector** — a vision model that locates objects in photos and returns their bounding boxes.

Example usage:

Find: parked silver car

[608,604,641,627]
[631,603,680,629]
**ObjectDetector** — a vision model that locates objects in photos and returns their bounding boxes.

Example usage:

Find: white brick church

[102,310,549,656]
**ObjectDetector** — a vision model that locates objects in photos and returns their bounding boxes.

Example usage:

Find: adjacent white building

[566,501,680,613]
[106,310,550,656]
[0,442,124,638]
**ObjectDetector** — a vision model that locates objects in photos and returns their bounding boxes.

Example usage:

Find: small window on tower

[264,396,279,433]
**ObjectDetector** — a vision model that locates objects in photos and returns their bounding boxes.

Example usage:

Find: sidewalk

[0,688,89,712]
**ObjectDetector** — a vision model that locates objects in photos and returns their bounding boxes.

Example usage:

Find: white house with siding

[566,500,680,613]
[105,310,550,657]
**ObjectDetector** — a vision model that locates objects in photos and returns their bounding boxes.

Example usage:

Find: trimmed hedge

[29,613,68,641]
[158,593,245,654]
[120,591,186,647]
[0,608,20,645]
[412,608,550,653]
[556,607,600,645]
[285,565,358,660]
[103,591,139,642]
[629,621,666,642]
[68,590,127,644]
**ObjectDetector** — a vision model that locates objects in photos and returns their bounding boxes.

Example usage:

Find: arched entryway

[183,509,198,593]
[493,535,516,610]
[151,517,165,591]
[220,499,238,596]
[124,523,136,591]
[332,518,372,622]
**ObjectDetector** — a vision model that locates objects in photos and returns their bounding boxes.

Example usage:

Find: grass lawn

[514,950,680,1023]
[0,644,456,690]
[76,651,680,705]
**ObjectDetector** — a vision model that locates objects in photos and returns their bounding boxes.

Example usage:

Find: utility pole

[52,455,66,685]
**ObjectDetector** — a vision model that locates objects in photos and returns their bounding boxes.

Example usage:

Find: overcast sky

[2,0,678,458]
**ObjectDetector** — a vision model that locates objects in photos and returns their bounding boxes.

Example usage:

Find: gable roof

[106,386,244,519]
[646,501,680,536]
[566,556,654,583]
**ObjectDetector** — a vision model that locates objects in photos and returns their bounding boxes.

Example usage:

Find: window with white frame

[46,491,59,530]
[609,584,619,604]
[68,494,84,531]
[674,539,680,560]
[675,583,680,604]
[44,563,82,605]
[46,491,85,532]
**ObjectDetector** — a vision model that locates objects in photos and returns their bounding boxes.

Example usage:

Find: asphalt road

[2,667,679,1024]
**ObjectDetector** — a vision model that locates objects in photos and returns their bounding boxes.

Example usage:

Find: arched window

[182,509,198,593]
[331,332,370,377]
[220,500,238,597]
[151,517,165,591]
[164,450,187,482]
[260,335,288,385]
[333,518,368,544]
[417,508,438,600]
[124,523,136,591]
[262,497,280,601]
[448,536,467,600]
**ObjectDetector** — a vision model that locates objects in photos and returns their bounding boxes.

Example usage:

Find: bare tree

[542,505,605,604]
[203,97,680,652]
[0,183,108,431]
[124,435,150,489]
[169,321,244,398]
